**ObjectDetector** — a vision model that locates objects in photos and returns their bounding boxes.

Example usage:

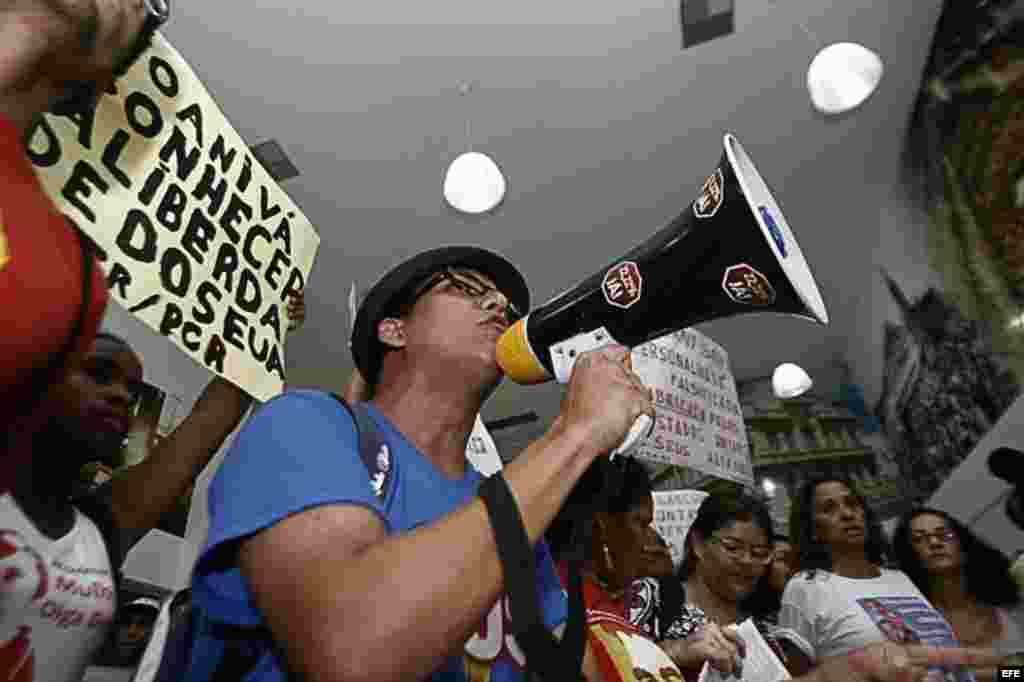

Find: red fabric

[558,562,685,682]
[556,561,632,627]
[0,113,108,481]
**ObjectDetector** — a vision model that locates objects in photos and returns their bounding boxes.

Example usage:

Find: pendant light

[443,82,506,214]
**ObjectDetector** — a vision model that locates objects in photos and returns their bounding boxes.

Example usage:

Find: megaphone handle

[549,327,655,458]
[610,413,654,459]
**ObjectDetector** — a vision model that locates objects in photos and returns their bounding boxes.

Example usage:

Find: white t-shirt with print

[780,568,971,682]
[0,493,116,682]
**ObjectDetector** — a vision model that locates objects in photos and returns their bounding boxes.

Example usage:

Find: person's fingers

[597,344,630,366]
[721,628,746,658]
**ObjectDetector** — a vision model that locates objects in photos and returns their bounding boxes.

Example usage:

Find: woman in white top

[891,507,1024,678]
[1,296,305,682]
[779,476,972,682]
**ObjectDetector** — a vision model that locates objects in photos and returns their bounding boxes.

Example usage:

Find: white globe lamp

[443,151,506,214]
[772,363,813,399]
[807,42,884,115]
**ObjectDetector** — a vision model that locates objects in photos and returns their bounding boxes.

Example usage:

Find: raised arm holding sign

[104,291,307,535]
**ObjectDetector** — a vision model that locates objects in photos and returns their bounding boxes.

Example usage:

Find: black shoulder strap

[479,473,588,682]
[329,393,392,500]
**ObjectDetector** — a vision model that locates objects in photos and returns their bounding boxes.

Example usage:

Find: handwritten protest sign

[632,329,753,486]
[652,489,709,567]
[29,34,320,401]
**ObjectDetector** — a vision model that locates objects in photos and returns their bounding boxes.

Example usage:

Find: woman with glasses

[781,476,973,682]
[629,491,814,682]
[0,295,304,682]
[891,508,1024,677]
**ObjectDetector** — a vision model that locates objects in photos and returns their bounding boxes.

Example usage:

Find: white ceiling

[161,0,944,425]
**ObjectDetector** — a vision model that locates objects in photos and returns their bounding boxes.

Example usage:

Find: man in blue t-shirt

[190,246,657,682]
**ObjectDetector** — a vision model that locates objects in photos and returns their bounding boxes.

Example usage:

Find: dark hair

[790,476,889,579]
[892,507,1020,609]
[773,533,792,544]
[681,491,778,617]
[545,458,652,560]
[95,332,133,350]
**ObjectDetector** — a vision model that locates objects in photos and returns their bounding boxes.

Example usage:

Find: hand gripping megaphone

[496,134,829,456]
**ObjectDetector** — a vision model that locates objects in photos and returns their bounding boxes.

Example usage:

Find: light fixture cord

[460,81,474,153]
[763,0,821,49]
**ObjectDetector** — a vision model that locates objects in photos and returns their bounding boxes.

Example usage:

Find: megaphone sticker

[602,261,644,309]
[694,169,725,219]
[722,263,776,306]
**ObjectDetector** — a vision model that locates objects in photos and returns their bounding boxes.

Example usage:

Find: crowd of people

[1,1,1021,681]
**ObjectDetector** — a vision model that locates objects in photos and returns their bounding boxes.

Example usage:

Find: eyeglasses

[910,529,957,546]
[403,269,522,324]
[708,536,775,564]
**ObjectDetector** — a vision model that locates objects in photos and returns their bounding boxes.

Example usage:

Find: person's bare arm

[806,642,1005,682]
[108,293,305,532]
[0,0,145,135]
[238,346,652,682]
[107,376,251,531]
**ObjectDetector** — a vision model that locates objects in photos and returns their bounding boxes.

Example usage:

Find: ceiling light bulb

[443,151,506,214]
[807,42,883,115]
[773,363,813,399]
[762,478,777,497]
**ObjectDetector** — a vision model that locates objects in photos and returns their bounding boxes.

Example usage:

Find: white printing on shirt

[0,493,116,682]
[779,568,972,682]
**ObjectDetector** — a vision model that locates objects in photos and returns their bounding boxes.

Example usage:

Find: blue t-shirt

[191,390,567,681]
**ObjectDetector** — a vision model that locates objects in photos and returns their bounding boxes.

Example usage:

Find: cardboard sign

[29,33,320,402]
[631,329,754,486]
[652,489,709,567]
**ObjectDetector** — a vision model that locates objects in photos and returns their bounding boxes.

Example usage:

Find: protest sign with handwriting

[29,34,320,402]
[652,489,709,567]
[632,329,753,486]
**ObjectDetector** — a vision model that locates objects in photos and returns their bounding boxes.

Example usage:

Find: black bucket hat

[351,246,530,385]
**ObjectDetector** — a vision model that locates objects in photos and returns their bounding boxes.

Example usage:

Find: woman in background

[547,458,692,682]
[630,491,813,680]
[0,294,305,682]
[892,507,1023,675]
[781,476,969,682]
[763,533,798,623]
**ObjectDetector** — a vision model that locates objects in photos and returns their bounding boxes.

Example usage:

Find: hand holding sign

[11,0,148,91]
[287,290,306,332]
[560,345,656,458]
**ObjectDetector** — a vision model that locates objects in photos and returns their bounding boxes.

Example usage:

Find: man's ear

[377,317,406,349]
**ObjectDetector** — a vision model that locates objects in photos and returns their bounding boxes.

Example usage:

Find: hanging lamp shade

[807,42,883,115]
[443,151,506,214]
[772,363,813,399]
